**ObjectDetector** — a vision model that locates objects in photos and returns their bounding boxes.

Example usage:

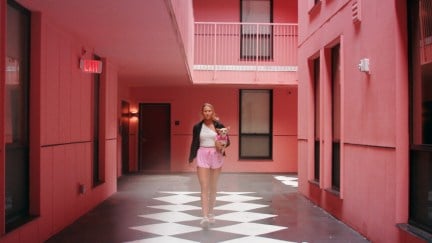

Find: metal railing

[420,0,432,64]
[193,22,298,83]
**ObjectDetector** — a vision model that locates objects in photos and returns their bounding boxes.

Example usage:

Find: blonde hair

[201,103,219,121]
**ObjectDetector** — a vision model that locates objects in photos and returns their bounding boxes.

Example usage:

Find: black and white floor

[47,174,369,243]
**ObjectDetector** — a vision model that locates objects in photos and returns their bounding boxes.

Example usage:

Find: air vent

[352,0,361,23]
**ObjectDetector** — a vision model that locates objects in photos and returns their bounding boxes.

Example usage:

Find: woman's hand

[215,140,225,153]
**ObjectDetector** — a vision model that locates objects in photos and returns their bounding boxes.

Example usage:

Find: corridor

[46,173,369,243]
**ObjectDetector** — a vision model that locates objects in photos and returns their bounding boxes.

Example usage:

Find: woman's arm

[188,123,201,163]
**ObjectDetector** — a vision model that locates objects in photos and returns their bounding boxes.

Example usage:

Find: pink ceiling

[16,0,193,87]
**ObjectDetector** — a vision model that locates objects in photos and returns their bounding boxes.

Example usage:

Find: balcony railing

[420,0,432,64]
[193,22,298,84]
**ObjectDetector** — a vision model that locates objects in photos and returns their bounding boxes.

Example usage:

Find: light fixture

[129,111,139,120]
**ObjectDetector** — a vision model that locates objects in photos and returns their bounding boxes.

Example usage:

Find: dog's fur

[216,127,229,155]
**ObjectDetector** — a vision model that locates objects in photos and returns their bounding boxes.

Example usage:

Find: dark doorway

[138,103,171,171]
[121,101,130,174]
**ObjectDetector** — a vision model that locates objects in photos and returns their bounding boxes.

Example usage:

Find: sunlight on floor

[273,175,299,188]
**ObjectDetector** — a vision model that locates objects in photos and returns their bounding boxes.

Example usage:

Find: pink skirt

[196,147,223,169]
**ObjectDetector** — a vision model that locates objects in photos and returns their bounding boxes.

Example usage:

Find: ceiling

[16,0,193,87]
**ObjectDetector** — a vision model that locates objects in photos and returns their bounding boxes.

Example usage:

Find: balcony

[193,22,298,85]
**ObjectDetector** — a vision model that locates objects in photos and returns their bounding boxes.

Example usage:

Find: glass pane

[409,0,432,234]
[314,58,320,141]
[241,0,271,23]
[332,45,341,141]
[93,55,102,185]
[5,58,23,144]
[6,1,30,231]
[313,58,320,181]
[240,136,270,157]
[241,90,270,133]
[331,45,341,190]
[242,24,272,35]
[413,0,432,145]
[241,34,272,59]
[410,150,432,232]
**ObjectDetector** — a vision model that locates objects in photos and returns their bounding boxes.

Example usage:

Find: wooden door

[138,104,170,171]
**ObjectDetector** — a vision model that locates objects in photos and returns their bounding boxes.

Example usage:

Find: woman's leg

[208,167,222,217]
[197,166,210,218]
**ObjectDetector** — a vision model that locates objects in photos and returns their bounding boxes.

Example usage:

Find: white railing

[193,22,298,84]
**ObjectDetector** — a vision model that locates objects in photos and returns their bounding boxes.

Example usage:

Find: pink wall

[170,0,195,71]
[297,0,412,242]
[128,86,298,173]
[0,12,119,243]
[193,0,240,22]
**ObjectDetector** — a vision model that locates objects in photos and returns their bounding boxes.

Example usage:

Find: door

[121,101,130,174]
[138,103,171,171]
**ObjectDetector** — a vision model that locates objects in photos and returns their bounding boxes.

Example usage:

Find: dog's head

[217,127,229,137]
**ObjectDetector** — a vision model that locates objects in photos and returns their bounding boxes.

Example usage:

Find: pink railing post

[213,23,217,80]
[255,23,259,81]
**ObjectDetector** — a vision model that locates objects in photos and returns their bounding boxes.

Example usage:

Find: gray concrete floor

[46,173,370,243]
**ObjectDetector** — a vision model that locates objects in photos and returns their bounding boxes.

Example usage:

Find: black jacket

[188,120,229,163]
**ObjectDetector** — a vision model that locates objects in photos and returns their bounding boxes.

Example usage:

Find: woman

[189,103,229,228]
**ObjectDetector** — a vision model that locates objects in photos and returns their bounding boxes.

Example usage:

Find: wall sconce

[358,58,370,74]
[129,111,139,121]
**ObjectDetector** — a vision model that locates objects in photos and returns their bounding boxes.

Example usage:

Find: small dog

[216,127,229,155]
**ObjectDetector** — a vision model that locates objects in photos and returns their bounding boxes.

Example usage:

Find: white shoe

[200,217,209,228]
[208,214,215,224]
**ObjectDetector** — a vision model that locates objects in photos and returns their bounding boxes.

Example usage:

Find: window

[308,0,322,13]
[239,89,272,159]
[331,44,341,191]
[92,55,104,186]
[5,0,31,231]
[408,0,432,234]
[240,0,273,60]
[313,57,320,182]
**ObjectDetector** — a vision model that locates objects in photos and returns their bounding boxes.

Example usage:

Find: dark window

[240,0,273,60]
[408,0,432,234]
[313,58,320,182]
[92,55,103,186]
[331,44,341,191]
[239,89,273,159]
[5,0,31,231]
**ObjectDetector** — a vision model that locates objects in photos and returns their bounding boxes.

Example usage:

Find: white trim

[193,65,298,72]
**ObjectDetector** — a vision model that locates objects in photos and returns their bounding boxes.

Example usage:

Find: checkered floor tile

[125,175,298,242]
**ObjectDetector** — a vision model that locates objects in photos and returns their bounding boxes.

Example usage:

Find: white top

[200,124,217,147]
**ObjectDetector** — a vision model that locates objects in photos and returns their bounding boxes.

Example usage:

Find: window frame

[239,89,273,160]
[313,57,321,182]
[5,0,32,232]
[330,44,341,192]
[240,0,274,61]
[92,54,104,187]
[408,0,432,235]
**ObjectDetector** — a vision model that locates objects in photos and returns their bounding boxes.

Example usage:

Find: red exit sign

[80,59,103,73]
